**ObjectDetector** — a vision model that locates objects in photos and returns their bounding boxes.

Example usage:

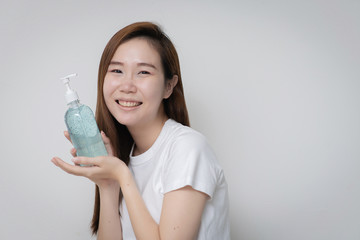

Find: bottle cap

[60,73,79,104]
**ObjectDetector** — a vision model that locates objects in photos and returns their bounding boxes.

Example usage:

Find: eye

[139,71,150,75]
[111,69,122,74]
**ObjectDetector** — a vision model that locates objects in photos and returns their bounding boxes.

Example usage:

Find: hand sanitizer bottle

[60,73,107,165]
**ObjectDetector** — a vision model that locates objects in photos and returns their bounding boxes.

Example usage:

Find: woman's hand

[52,130,122,190]
[51,155,126,187]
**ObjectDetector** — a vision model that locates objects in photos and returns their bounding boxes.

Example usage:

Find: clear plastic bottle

[60,74,107,165]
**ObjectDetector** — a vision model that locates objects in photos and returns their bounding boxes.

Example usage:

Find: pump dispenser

[61,73,80,104]
[60,73,107,165]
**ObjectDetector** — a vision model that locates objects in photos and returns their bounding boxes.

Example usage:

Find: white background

[0,0,359,239]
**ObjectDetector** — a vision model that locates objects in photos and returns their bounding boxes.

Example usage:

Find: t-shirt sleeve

[161,131,219,198]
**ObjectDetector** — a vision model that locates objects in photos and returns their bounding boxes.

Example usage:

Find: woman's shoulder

[161,119,225,198]
[165,119,208,148]
[164,119,219,168]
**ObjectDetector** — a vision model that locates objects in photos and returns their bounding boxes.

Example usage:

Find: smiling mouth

[116,100,142,107]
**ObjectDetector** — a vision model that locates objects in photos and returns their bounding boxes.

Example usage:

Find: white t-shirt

[120,119,230,239]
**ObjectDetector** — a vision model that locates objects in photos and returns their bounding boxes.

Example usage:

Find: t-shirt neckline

[129,119,174,167]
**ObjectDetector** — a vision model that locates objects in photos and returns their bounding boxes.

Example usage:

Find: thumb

[72,156,102,166]
[101,131,114,156]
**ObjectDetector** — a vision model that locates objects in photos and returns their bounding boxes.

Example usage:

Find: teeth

[118,101,141,107]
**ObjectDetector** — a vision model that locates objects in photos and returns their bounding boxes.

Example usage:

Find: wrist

[98,180,120,195]
[117,164,132,189]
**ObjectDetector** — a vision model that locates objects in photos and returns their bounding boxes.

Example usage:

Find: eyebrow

[109,61,157,69]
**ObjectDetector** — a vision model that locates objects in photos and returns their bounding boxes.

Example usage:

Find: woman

[52,22,230,240]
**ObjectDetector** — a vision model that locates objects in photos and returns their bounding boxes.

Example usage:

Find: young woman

[52,22,230,240]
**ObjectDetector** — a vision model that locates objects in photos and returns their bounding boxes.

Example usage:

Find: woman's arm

[97,183,122,240]
[159,186,208,239]
[119,167,208,240]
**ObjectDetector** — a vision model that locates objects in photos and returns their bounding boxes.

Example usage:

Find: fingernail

[101,131,105,135]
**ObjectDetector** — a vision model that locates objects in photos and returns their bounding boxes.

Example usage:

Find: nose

[119,73,136,93]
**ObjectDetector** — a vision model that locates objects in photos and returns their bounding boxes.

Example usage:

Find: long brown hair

[92,22,189,234]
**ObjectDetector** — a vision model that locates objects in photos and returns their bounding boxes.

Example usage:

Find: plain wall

[0,0,359,239]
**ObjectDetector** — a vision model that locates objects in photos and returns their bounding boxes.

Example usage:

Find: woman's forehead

[109,38,163,72]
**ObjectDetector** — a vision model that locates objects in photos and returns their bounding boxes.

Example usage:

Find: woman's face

[103,38,172,129]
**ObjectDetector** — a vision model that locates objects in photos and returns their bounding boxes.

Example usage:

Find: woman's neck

[128,115,168,156]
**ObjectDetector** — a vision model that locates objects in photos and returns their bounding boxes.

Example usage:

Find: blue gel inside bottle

[65,101,108,161]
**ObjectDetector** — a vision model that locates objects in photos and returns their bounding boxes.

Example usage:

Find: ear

[163,75,178,99]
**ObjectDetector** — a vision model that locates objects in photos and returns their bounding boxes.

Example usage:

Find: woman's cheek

[103,77,116,97]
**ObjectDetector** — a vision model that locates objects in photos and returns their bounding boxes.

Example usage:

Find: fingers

[52,156,123,183]
[101,131,114,156]
[70,148,77,157]
[72,156,102,167]
[101,131,110,143]
[64,131,72,143]
[51,157,90,177]
[64,131,77,157]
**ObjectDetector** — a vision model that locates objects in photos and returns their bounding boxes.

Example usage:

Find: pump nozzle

[60,73,79,104]
[61,73,78,84]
